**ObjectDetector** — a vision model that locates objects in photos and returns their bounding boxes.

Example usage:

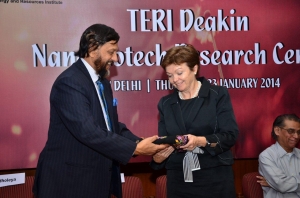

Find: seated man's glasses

[279,127,300,136]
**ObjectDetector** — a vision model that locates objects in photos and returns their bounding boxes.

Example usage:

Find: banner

[0,0,299,169]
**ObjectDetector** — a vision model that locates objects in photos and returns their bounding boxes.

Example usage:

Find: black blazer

[151,77,239,170]
[33,59,139,198]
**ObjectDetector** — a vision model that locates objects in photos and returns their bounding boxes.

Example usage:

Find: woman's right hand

[180,135,206,150]
[153,146,175,163]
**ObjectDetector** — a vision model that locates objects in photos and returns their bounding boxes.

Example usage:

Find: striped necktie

[96,79,112,131]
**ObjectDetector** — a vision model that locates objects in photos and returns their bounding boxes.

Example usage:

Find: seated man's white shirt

[259,142,300,198]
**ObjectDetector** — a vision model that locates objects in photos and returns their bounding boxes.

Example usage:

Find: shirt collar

[81,58,99,83]
[276,141,300,159]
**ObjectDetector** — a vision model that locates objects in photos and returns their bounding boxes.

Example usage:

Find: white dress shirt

[259,142,300,198]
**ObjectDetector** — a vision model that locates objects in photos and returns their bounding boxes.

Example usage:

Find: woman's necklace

[178,81,201,100]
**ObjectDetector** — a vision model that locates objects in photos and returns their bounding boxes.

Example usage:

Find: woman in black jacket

[150,44,239,198]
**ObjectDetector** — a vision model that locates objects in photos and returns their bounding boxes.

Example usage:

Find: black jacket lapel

[170,92,187,134]
[185,78,210,131]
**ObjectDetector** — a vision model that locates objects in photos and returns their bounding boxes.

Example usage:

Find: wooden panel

[233,159,259,197]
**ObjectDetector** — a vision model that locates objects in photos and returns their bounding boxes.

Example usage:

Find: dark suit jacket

[33,59,139,198]
[150,77,239,170]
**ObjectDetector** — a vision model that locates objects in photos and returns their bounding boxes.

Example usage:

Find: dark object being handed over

[153,135,188,152]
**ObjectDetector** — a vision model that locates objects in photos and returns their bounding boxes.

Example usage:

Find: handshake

[133,135,188,156]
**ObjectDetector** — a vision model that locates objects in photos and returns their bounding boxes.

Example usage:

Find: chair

[242,172,263,198]
[0,175,35,198]
[156,175,167,198]
[122,176,143,198]
[111,176,144,198]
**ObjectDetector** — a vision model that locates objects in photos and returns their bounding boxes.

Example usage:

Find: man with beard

[33,24,167,198]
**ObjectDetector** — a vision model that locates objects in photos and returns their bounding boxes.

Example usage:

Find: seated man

[258,114,300,198]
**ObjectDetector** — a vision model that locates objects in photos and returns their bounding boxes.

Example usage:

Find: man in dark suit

[33,24,167,198]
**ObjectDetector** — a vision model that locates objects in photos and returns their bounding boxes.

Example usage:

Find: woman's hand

[180,134,206,151]
[153,145,175,163]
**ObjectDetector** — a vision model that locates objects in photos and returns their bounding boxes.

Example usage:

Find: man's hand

[153,146,175,163]
[257,175,270,187]
[134,136,169,156]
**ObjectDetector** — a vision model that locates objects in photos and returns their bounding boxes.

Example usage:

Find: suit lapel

[185,78,210,131]
[102,79,115,132]
[76,60,115,132]
[169,92,187,134]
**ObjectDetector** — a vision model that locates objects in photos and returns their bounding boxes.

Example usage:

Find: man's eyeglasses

[279,127,300,136]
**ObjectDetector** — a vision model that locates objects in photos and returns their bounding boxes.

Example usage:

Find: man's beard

[94,56,111,79]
